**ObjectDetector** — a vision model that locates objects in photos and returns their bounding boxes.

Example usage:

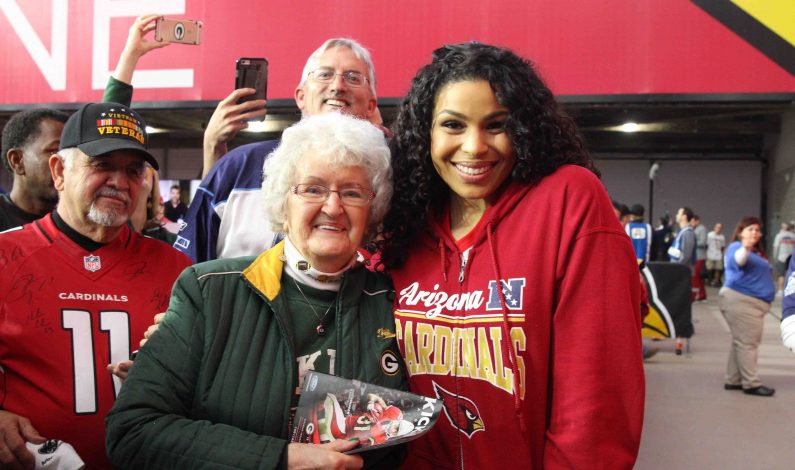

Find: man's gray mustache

[95,188,130,204]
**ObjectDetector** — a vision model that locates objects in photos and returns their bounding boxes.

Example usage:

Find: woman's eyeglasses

[291,184,375,206]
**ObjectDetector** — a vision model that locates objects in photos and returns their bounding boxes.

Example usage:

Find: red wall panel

[0,0,792,106]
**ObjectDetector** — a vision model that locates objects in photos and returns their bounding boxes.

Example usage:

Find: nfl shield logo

[83,255,101,272]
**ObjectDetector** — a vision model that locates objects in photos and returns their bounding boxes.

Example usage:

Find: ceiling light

[619,122,640,133]
[145,126,167,134]
[242,117,295,133]
[243,120,269,133]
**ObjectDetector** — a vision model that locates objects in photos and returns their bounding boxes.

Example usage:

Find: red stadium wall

[0,0,792,106]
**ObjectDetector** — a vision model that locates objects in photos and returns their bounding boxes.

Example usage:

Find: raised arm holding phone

[102,14,170,104]
[201,87,267,176]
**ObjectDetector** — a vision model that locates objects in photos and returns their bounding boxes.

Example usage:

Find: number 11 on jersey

[62,310,130,414]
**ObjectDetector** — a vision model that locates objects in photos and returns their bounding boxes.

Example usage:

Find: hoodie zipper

[458,250,470,284]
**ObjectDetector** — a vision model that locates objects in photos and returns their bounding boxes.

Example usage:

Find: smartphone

[155,17,202,45]
[235,58,269,103]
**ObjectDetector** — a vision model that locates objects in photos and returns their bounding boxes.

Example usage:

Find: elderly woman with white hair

[106,113,405,469]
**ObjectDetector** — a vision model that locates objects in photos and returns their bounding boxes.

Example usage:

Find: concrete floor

[636,286,795,469]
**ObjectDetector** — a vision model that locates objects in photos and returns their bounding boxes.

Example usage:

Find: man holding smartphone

[175,37,380,262]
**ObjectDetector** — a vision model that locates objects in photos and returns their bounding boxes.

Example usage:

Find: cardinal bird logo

[432,381,485,438]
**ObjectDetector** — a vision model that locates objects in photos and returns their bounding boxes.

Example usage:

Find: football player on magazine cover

[313,393,415,447]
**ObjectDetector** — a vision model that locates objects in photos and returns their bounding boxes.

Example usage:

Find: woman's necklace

[293,278,335,336]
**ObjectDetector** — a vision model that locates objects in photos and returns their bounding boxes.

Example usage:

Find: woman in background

[719,216,775,396]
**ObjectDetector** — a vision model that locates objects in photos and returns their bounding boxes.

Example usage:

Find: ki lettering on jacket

[296,349,336,394]
[395,278,528,397]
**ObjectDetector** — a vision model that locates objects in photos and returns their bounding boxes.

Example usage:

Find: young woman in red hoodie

[380,42,645,469]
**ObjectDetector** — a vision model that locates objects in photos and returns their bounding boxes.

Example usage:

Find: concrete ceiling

[2,94,792,161]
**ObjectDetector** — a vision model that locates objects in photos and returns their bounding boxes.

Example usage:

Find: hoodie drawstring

[486,223,527,434]
[439,239,448,283]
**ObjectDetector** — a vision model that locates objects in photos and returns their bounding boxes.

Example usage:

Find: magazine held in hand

[291,372,442,453]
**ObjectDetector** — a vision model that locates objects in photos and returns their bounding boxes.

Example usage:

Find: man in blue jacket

[174,38,381,262]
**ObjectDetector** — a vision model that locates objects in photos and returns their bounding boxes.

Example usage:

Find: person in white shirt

[773,222,795,296]
[706,223,726,286]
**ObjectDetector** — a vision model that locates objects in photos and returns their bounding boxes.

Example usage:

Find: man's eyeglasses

[291,184,375,206]
[308,67,369,88]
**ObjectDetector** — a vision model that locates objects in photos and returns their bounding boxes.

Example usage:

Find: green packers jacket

[106,242,407,469]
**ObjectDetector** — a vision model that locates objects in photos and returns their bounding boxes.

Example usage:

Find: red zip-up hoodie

[390,165,645,469]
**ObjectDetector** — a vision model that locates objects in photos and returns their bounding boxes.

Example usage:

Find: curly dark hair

[379,42,597,268]
[1,108,68,173]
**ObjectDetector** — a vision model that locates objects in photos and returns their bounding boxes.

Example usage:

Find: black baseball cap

[59,102,159,170]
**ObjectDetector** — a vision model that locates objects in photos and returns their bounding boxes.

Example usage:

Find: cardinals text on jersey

[395,278,527,398]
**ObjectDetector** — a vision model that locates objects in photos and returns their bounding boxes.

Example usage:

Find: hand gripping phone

[155,17,203,45]
[235,58,269,103]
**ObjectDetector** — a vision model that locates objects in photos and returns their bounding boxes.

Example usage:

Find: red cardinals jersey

[0,215,191,469]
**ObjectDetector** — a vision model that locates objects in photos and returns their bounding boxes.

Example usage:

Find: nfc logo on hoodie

[486,278,526,310]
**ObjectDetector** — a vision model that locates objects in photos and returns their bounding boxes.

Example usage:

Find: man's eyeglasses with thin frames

[308,67,369,88]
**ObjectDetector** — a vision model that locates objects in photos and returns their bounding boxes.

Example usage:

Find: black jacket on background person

[0,193,40,231]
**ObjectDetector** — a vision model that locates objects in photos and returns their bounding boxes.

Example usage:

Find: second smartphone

[235,58,269,103]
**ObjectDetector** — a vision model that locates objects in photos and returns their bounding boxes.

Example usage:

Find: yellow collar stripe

[242,240,285,301]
